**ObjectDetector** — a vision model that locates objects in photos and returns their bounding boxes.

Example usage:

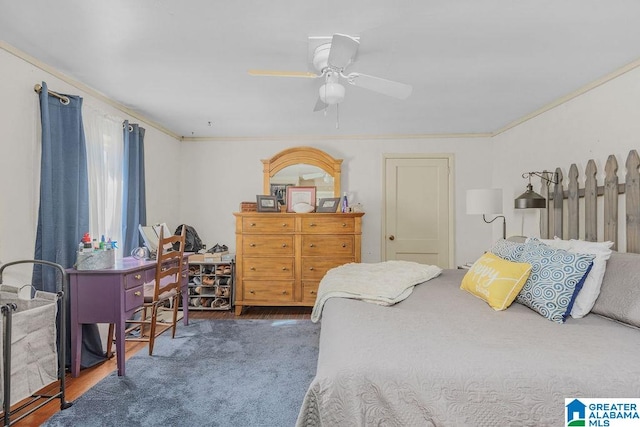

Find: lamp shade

[466,189,503,214]
[319,82,345,104]
[514,184,547,209]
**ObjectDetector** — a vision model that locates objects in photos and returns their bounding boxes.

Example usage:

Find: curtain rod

[33,84,70,105]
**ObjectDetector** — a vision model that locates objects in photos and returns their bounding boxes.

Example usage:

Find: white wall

[9,43,638,274]
[492,66,640,245]
[0,48,182,282]
[179,138,494,265]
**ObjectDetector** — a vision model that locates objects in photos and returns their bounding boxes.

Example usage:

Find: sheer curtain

[83,106,124,255]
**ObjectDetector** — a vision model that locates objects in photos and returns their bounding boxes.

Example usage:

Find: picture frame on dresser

[286,186,316,212]
[256,195,279,212]
[316,197,340,213]
[270,183,290,206]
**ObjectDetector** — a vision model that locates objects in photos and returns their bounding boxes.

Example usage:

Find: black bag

[174,224,203,252]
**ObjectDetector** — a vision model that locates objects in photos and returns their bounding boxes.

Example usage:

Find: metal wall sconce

[514,171,558,209]
[466,188,506,239]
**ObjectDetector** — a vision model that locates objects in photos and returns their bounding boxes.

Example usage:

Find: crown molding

[180,132,492,142]
[492,57,640,137]
[1,41,181,140]
[5,40,639,143]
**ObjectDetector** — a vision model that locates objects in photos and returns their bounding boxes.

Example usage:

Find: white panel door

[384,156,452,268]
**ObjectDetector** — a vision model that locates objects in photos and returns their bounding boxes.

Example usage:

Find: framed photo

[286,186,316,213]
[256,195,279,212]
[270,183,290,206]
[316,197,340,213]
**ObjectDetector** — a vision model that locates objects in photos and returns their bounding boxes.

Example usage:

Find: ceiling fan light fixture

[319,82,345,104]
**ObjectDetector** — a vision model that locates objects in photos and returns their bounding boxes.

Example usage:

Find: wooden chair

[120,226,186,355]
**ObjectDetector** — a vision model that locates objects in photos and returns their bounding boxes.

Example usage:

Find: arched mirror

[263,146,342,205]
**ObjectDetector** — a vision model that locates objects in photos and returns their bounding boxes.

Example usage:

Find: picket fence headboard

[537,149,640,253]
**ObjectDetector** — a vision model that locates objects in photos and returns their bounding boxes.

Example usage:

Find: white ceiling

[2,0,640,139]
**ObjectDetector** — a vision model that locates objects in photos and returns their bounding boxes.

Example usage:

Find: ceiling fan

[248,34,413,112]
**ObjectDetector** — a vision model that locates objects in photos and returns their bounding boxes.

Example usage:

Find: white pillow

[526,237,613,318]
[532,236,573,250]
[566,239,613,318]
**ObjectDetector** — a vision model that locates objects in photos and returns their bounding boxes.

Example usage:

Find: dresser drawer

[242,216,295,233]
[243,235,294,256]
[301,257,354,280]
[301,235,354,256]
[243,257,294,279]
[301,216,355,233]
[124,271,146,290]
[302,281,320,303]
[124,285,144,311]
[243,281,294,302]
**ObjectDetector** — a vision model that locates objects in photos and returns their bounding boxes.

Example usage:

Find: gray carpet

[44,319,320,427]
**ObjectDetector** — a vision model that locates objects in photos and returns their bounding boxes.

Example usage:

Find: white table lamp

[466,189,506,239]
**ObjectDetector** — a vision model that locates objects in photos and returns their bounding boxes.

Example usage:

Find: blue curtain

[34,81,105,369]
[122,120,147,255]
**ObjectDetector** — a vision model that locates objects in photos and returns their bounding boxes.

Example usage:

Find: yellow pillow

[460,252,532,311]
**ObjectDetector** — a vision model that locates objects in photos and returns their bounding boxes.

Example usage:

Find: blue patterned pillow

[516,239,594,323]
[490,239,525,262]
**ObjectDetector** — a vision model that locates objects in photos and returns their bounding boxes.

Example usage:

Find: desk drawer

[242,257,294,279]
[243,281,294,302]
[243,217,295,233]
[301,235,354,256]
[301,217,355,233]
[243,236,294,256]
[301,257,354,280]
[124,271,146,290]
[302,281,320,303]
[125,285,144,311]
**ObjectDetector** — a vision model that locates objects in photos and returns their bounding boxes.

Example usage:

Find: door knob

[389,235,395,241]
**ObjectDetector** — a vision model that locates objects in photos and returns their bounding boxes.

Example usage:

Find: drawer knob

[342,223,347,227]
[250,223,256,227]
[249,290,255,294]
[310,290,316,295]
[281,243,287,248]
[309,267,314,271]
[309,223,316,227]
[282,290,287,295]
[342,243,347,248]
[134,291,141,296]
[250,267,256,271]
[249,243,256,247]
[134,274,142,280]
[281,267,287,271]
[282,223,287,227]
[309,243,315,247]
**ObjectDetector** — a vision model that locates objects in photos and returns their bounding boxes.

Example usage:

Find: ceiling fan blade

[346,72,413,99]
[327,34,359,70]
[313,97,328,112]
[248,69,319,78]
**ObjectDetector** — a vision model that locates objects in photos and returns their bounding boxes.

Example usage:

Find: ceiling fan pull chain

[336,104,340,129]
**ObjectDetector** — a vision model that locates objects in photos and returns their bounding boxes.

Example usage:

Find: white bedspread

[311,260,442,322]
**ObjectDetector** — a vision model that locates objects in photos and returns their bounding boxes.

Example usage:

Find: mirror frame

[262,146,342,197]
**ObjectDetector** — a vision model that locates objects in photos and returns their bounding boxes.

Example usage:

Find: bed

[296,150,640,426]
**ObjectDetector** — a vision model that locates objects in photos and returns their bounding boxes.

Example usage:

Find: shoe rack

[187,261,234,311]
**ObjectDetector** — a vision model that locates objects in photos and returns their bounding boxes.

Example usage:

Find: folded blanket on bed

[311,260,442,322]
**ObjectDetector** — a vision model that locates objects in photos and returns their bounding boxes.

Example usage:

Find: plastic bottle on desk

[341,192,349,213]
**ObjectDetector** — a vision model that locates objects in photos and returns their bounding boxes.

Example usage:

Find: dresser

[233,212,364,315]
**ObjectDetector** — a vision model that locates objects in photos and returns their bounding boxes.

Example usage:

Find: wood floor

[4,306,311,427]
